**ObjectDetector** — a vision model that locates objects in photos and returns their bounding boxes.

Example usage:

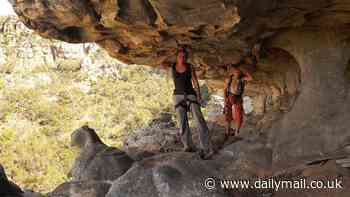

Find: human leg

[174,95,195,151]
[224,95,235,137]
[233,101,243,135]
[188,95,210,152]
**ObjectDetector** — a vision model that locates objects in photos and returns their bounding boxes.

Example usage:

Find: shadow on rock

[106,152,230,197]
[48,181,111,197]
[0,164,43,197]
[69,125,134,181]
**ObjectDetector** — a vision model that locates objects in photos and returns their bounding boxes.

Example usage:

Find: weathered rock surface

[69,126,134,181]
[8,0,350,71]
[273,160,350,197]
[267,29,350,169]
[47,181,111,197]
[217,136,273,178]
[0,16,98,71]
[21,190,43,197]
[106,152,230,197]
[124,112,179,153]
[9,1,350,169]
[124,112,233,153]
[336,146,350,168]
[6,1,350,196]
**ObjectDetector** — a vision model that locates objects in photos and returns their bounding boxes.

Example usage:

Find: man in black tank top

[162,47,212,159]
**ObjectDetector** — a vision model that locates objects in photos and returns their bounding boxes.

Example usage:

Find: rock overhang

[8,0,350,168]
[8,0,350,76]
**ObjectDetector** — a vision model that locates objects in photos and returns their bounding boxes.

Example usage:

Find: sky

[0,0,15,16]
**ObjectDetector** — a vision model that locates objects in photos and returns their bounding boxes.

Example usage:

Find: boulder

[48,181,111,197]
[124,148,156,162]
[124,112,186,153]
[9,0,350,69]
[22,190,43,197]
[217,136,272,178]
[124,113,230,154]
[123,120,179,153]
[69,126,134,181]
[106,152,230,197]
[273,160,350,197]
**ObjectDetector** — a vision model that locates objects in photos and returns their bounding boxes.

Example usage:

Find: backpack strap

[236,78,245,96]
[175,100,188,110]
[171,63,176,79]
[227,75,233,95]
[188,63,193,74]
[187,99,200,106]
[175,97,200,111]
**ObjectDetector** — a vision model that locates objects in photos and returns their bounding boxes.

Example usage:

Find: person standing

[224,66,253,138]
[162,47,213,159]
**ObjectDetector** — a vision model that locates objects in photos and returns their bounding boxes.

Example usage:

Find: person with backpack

[224,66,253,138]
[161,46,213,159]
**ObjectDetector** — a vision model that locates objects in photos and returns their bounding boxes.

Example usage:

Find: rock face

[9,0,241,68]
[48,181,111,197]
[124,112,231,154]
[0,16,124,90]
[273,160,350,197]
[0,16,97,71]
[267,29,350,168]
[69,126,134,181]
[217,136,273,178]
[0,164,23,197]
[124,112,179,153]
[0,164,43,197]
[106,152,229,197]
[7,1,350,196]
[8,0,350,70]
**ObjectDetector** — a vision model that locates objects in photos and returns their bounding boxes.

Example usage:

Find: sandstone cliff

[9,0,350,166]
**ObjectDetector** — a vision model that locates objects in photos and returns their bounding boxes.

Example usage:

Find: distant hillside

[1,16,113,71]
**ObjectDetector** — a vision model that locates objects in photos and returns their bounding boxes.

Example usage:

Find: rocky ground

[2,112,350,197]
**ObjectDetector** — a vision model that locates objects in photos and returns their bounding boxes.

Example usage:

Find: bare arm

[242,71,253,82]
[191,65,201,100]
[224,78,230,98]
[223,77,231,114]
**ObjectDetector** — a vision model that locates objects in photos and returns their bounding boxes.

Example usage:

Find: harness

[174,94,200,112]
[172,63,200,111]
[174,94,200,143]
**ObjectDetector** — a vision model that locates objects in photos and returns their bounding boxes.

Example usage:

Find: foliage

[0,62,173,193]
[0,16,173,193]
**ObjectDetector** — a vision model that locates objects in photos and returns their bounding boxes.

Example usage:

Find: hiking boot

[182,146,197,153]
[175,133,181,144]
[198,149,215,160]
[224,128,234,140]
[224,132,230,142]
[231,128,237,136]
